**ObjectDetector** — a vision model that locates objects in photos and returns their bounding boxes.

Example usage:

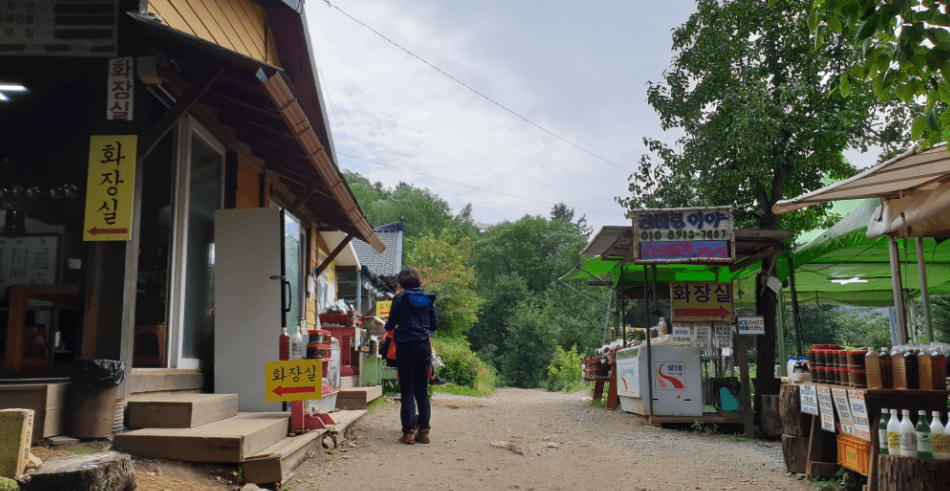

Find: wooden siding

[149,0,281,66]
[235,156,259,209]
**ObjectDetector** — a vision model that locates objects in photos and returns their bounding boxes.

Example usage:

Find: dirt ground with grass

[288,388,813,491]
[24,388,817,491]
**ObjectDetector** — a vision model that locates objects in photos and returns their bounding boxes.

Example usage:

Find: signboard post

[631,206,734,264]
[737,316,765,335]
[265,360,322,403]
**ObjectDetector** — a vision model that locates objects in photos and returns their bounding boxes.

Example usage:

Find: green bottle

[917,409,934,459]
[879,408,890,455]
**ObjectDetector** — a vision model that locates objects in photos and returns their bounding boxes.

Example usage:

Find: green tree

[467,273,529,355]
[619,0,912,416]
[497,295,557,388]
[343,171,476,239]
[810,0,940,149]
[405,230,483,337]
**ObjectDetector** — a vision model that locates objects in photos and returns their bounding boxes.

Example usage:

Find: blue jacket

[384,288,439,343]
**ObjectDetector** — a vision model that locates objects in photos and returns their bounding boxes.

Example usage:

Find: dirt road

[286,388,812,491]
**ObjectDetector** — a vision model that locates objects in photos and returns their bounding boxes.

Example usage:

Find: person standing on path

[385,266,439,444]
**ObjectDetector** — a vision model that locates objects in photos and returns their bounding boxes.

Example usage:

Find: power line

[321,1,633,175]
[338,152,626,217]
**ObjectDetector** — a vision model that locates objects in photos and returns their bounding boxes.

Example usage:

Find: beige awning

[772,143,950,215]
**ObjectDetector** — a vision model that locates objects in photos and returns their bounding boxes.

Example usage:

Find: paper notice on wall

[832,388,854,436]
[817,385,836,432]
[714,324,733,348]
[671,322,692,347]
[694,322,712,348]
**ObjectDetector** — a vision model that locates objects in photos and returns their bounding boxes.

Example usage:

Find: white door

[168,117,224,369]
[214,207,284,412]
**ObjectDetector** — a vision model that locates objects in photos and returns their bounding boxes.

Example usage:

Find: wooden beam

[734,229,794,240]
[139,66,224,161]
[314,235,354,277]
[288,188,317,215]
[730,244,783,273]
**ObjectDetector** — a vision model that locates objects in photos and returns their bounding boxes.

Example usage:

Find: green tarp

[566,198,950,307]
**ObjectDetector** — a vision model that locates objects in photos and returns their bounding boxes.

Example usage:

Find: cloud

[305,0,700,231]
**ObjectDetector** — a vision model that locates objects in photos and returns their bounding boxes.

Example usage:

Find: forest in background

[345,171,938,388]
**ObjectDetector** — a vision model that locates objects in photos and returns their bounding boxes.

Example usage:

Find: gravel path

[289,388,813,491]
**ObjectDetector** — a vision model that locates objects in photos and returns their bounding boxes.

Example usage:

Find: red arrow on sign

[271,385,316,396]
[88,226,129,236]
[674,305,730,319]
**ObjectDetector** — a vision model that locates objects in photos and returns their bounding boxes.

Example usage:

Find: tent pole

[620,279,627,347]
[777,290,788,377]
[888,235,909,344]
[915,237,934,344]
[644,264,654,418]
[786,252,805,358]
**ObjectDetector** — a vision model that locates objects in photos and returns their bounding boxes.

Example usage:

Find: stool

[133,324,166,367]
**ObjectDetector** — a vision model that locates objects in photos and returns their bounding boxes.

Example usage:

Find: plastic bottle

[917,409,934,459]
[279,328,291,361]
[291,324,304,361]
[906,348,920,390]
[893,346,908,389]
[887,408,901,455]
[931,411,948,460]
[933,346,947,391]
[900,409,917,457]
[787,356,797,378]
[920,347,934,391]
[880,347,893,389]
[866,348,883,390]
[878,407,890,455]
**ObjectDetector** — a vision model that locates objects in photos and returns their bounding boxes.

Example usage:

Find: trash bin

[69,359,125,438]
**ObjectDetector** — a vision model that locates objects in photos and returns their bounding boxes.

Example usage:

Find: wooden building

[0,0,383,438]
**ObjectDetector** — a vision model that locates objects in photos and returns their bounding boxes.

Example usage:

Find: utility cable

[321,1,633,174]
[338,152,626,216]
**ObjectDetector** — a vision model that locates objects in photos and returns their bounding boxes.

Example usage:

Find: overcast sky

[303,0,881,233]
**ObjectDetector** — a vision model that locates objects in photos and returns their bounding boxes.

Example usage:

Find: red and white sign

[654,362,686,390]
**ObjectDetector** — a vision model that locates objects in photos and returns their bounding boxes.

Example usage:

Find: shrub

[545,345,585,392]
[432,335,496,396]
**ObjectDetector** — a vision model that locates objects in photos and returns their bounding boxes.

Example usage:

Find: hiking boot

[429,376,448,386]
[417,429,430,444]
[399,430,415,445]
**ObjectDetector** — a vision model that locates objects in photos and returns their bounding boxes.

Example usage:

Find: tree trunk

[754,271,779,424]
[878,454,950,491]
[779,383,810,437]
[21,451,135,491]
[781,434,809,474]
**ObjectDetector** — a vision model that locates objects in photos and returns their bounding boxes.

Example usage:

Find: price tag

[832,388,854,435]
[799,384,819,416]
[847,389,872,442]
[817,385,836,432]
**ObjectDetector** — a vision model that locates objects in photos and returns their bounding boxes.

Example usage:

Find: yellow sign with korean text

[265,359,322,402]
[377,300,392,318]
[670,281,736,322]
[83,135,136,241]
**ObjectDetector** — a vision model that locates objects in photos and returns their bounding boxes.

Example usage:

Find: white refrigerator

[213,207,304,412]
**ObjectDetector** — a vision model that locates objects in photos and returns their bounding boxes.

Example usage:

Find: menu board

[832,388,854,436]
[847,389,872,442]
[817,385,836,432]
[0,235,59,298]
[799,384,819,416]
[714,324,733,348]
[671,323,693,347]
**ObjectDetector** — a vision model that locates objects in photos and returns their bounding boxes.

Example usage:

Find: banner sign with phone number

[632,206,734,263]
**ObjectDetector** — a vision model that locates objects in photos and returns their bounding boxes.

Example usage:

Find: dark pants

[396,340,431,434]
